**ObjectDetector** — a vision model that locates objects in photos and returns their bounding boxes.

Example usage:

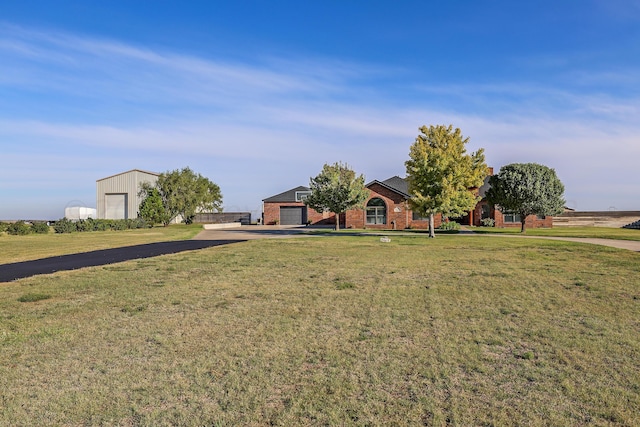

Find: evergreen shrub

[7,221,31,235]
[31,222,51,234]
[53,218,77,233]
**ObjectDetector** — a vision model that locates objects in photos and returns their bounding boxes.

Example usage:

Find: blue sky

[1,1,639,220]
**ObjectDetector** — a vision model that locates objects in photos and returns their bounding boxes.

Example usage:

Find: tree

[485,163,565,232]
[405,124,488,238]
[138,188,170,226]
[140,167,222,225]
[304,162,369,231]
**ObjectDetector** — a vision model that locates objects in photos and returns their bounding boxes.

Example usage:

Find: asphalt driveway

[0,239,243,283]
[0,226,311,283]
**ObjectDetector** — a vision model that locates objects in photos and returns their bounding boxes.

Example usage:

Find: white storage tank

[65,207,97,221]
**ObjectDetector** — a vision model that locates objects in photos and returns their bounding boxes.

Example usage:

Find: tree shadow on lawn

[0,239,244,282]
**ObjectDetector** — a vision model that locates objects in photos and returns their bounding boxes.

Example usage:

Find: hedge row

[52,217,150,233]
[0,221,51,235]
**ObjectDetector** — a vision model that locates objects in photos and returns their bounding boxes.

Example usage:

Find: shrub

[31,222,51,234]
[134,218,150,229]
[53,218,77,233]
[438,221,460,231]
[75,219,93,232]
[110,220,127,231]
[124,218,148,229]
[92,219,110,231]
[52,217,149,233]
[7,221,32,235]
[0,222,9,233]
[480,218,495,227]
[138,188,170,226]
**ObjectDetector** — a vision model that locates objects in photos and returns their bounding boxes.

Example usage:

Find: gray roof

[266,171,494,204]
[263,186,310,202]
[478,176,492,198]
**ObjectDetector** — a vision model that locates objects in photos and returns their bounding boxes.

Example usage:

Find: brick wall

[263,202,335,225]
[493,211,553,228]
[345,184,407,229]
[343,184,441,230]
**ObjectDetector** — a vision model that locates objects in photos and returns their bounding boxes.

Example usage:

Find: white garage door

[105,194,127,219]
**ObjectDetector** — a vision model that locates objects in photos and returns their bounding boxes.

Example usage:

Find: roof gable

[97,169,159,182]
[263,186,310,202]
[367,176,411,198]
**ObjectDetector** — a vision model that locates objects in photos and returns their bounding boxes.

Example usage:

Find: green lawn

[0,234,639,425]
[307,225,640,241]
[0,225,202,264]
[470,226,640,241]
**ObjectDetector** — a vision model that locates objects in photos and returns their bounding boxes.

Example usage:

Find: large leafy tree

[304,162,368,231]
[485,163,565,232]
[140,167,222,225]
[405,124,488,238]
[138,188,170,226]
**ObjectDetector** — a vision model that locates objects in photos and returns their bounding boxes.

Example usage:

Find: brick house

[263,174,553,229]
[465,175,553,229]
[262,176,440,229]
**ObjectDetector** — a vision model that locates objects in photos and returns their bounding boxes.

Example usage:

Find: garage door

[105,194,128,219]
[280,206,306,225]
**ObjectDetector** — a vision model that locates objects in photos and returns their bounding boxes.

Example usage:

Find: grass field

[1,231,639,425]
[0,225,202,264]
[308,225,640,242]
[470,226,640,241]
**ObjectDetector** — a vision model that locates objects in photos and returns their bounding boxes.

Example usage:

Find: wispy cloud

[0,23,371,109]
[1,23,639,218]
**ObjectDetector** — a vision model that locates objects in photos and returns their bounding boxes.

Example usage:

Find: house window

[481,204,491,220]
[503,212,522,223]
[295,191,311,202]
[536,215,546,220]
[366,198,386,225]
[412,211,429,221]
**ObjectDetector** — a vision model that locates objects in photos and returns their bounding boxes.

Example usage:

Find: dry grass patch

[471,225,640,241]
[0,235,638,425]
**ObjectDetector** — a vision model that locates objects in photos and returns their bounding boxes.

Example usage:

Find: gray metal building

[96,169,159,219]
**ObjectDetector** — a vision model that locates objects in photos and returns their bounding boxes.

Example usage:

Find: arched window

[366,198,386,225]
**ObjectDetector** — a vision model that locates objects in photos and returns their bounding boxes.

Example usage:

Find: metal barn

[96,169,159,220]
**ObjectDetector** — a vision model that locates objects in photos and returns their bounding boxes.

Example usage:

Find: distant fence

[194,212,252,225]
[555,211,640,228]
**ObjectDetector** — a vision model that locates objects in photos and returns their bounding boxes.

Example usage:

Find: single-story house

[263,171,553,229]
[263,176,435,229]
